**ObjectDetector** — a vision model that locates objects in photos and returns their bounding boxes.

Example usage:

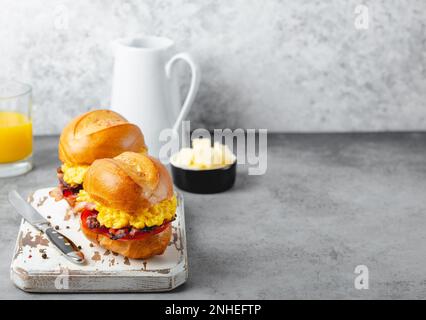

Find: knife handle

[45,228,85,264]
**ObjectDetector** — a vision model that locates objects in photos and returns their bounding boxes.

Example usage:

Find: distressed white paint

[10,188,188,292]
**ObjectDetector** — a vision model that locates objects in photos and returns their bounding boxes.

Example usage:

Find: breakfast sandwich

[75,152,177,259]
[51,109,147,207]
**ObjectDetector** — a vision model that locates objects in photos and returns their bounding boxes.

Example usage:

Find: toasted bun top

[59,110,147,165]
[83,152,173,212]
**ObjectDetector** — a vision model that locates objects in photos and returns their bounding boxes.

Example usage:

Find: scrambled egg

[61,163,90,187]
[77,190,177,229]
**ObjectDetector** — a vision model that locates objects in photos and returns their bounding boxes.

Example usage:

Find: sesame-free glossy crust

[83,153,174,212]
[58,109,147,165]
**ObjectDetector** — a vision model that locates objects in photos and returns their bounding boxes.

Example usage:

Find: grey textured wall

[1,0,425,134]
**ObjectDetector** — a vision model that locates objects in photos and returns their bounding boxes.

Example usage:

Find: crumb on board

[91,251,101,261]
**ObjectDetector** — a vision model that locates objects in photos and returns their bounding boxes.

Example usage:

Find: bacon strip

[50,167,83,206]
[49,187,64,201]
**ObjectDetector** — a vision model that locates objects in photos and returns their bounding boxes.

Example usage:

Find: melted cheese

[61,163,89,186]
[77,190,177,229]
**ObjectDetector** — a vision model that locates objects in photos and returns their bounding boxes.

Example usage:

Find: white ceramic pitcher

[111,36,200,158]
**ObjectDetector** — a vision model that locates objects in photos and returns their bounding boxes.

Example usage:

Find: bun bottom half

[81,223,172,259]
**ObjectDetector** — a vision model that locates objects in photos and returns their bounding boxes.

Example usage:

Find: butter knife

[8,190,85,265]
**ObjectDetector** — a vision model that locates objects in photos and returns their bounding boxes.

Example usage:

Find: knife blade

[8,190,85,265]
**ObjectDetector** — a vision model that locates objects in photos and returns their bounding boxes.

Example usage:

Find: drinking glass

[0,80,33,177]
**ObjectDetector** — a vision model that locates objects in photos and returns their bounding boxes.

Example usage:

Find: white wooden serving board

[10,188,188,292]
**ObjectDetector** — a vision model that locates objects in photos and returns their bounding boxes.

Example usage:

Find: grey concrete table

[0,133,425,299]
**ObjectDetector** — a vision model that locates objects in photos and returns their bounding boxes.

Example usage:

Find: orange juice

[0,111,32,163]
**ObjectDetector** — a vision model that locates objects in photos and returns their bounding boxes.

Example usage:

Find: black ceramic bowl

[170,161,236,194]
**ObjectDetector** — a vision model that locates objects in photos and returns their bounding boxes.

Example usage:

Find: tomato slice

[80,209,170,241]
[62,189,74,197]
[81,209,108,234]
[120,221,170,240]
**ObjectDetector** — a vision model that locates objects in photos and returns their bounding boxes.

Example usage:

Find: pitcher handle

[165,52,201,133]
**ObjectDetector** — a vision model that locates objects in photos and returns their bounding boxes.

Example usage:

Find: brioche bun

[81,223,172,259]
[83,152,173,212]
[81,152,175,259]
[59,110,147,165]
